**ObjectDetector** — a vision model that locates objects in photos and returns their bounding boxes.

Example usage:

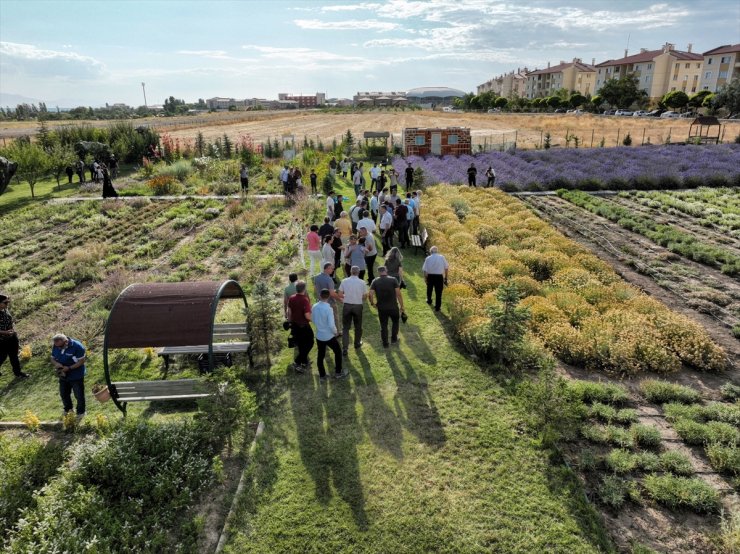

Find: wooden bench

[110,379,211,403]
[410,227,429,255]
[157,323,252,370]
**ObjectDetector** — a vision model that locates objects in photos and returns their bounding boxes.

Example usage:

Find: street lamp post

[141,82,147,108]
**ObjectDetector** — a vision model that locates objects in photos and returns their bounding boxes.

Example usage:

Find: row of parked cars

[606,109,696,118]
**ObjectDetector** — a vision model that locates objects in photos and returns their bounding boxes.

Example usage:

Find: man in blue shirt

[50,333,87,418]
[312,289,345,381]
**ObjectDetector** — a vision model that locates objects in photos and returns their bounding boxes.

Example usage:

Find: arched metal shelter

[103,280,249,414]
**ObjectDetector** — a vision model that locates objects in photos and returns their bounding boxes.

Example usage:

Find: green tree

[598,74,644,108]
[195,131,205,157]
[494,97,508,109]
[662,90,689,111]
[713,76,740,117]
[47,143,78,190]
[545,96,561,109]
[9,142,50,198]
[569,93,587,108]
[344,129,354,155]
[222,133,233,159]
[688,90,713,108]
[248,282,281,367]
[484,281,530,365]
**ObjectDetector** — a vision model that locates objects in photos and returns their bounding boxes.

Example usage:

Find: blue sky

[1,0,738,108]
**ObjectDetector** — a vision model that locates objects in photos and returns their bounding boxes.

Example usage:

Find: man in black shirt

[405,163,414,192]
[318,217,334,240]
[368,267,405,348]
[393,198,409,248]
[467,163,477,187]
[0,295,29,379]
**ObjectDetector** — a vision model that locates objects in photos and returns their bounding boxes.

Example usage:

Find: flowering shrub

[395,144,740,191]
[147,175,183,196]
[426,187,726,374]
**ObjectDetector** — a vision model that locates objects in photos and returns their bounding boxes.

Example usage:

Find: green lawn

[225,254,612,553]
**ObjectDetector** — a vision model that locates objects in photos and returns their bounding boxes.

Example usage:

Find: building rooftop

[527,61,594,76]
[406,87,466,98]
[597,47,702,67]
[702,44,740,56]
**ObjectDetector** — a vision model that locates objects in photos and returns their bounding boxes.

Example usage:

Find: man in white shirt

[379,204,394,256]
[370,163,380,190]
[352,166,363,197]
[280,165,289,194]
[350,200,364,233]
[369,191,379,223]
[326,191,336,221]
[338,266,368,356]
[422,246,449,312]
[359,226,377,284]
[356,210,376,235]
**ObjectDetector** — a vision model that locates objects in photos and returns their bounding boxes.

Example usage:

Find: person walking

[338,265,367,356]
[0,295,30,379]
[283,273,299,318]
[370,163,380,191]
[321,235,336,272]
[344,235,367,280]
[334,194,344,222]
[405,162,414,192]
[314,262,342,332]
[306,225,322,277]
[379,204,394,256]
[76,160,86,184]
[411,191,421,235]
[369,266,405,348]
[286,281,314,373]
[340,158,349,179]
[102,167,118,198]
[467,163,477,187]
[422,246,449,312]
[384,247,404,288]
[65,165,74,184]
[335,211,352,242]
[240,163,249,197]
[50,333,87,418]
[330,228,344,272]
[310,168,318,195]
[329,157,338,177]
[369,191,379,223]
[318,217,334,240]
[394,198,409,248]
[312,288,345,381]
[352,165,363,198]
[359,226,377,284]
[326,190,336,221]
[357,209,376,235]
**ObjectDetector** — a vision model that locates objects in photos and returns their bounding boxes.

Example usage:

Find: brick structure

[402,127,471,156]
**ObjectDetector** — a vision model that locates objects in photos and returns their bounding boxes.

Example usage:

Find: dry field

[4,110,738,150]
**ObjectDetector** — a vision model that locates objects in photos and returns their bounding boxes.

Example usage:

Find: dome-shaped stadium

[406,86,466,106]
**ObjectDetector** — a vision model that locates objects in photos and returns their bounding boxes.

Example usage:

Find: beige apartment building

[525,58,595,99]
[701,44,740,92]
[594,43,703,100]
[477,68,528,97]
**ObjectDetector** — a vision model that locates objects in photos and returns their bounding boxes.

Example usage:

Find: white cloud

[320,3,381,11]
[293,19,400,31]
[177,50,229,58]
[0,41,105,79]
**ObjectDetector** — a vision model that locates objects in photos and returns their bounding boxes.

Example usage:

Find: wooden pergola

[687,116,722,144]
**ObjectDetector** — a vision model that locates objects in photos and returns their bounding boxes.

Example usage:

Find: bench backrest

[421,228,429,242]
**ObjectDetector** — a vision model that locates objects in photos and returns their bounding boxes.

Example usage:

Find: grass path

[227,253,612,553]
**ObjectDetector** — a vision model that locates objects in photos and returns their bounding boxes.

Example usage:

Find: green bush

[598,475,629,509]
[590,402,638,424]
[569,381,629,405]
[674,419,739,445]
[582,424,633,448]
[657,451,694,476]
[157,159,193,182]
[631,424,662,449]
[4,419,224,552]
[703,402,740,426]
[605,449,694,476]
[662,402,704,422]
[720,382,740,401]
[605,449,637,473]
[639,380,701,404]
[643,474,719,513]
[705,443,740,476]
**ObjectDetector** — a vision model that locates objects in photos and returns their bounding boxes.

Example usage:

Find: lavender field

[395,144,740,191]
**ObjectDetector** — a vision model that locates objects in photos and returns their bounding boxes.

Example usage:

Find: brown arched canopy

[105,280,245,348]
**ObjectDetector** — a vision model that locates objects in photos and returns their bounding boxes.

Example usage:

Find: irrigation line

[524,196,736,331]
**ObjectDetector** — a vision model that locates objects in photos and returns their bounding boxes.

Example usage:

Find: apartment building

[277,93,326,108]
[477,68,528,97]
[206,97,248,110]
[525,59,595,99]
[701,44,740,92]
[594,43,702,100]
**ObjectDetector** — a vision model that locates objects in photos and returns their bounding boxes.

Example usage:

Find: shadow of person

[325,380,369,530]
[352,349,404,459]
[398,319,436,365]
[386,347,446,448]
[288,370,332,504]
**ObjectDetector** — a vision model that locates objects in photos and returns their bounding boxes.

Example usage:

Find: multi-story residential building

[477,68,528,97]
[594,43,703,100]
[277,93,326,108]
[701,44,740,92]
[353,91,408,106]
[525,59,595,99]
[206,97,248,110]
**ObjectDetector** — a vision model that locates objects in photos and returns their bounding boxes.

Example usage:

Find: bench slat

[157,342,251,356]
[111,379,212,402]
[116,393,211,402]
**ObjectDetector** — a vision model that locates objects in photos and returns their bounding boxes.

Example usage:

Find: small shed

[364,131,390,157]
[403,127,471,156]
[688,116,722,144]
[103,280,249,414]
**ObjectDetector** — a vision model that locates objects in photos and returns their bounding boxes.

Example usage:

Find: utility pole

[141,82,147,108]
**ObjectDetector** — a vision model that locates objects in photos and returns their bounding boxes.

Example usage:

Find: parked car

[603,109,616,116]
[615,109,633,116]
[553,108,567,113]
[487,108,501,113]
[646,109,665,117]
[679,112,696,118]
[660,111,680,118]
[632,110,649,117]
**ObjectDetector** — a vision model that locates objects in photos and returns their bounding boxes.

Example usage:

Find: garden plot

[523,194,740,358]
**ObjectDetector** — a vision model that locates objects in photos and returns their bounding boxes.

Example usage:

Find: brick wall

[403,128,472,156]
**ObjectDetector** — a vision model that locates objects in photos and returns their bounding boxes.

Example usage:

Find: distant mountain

[0,92,44,107]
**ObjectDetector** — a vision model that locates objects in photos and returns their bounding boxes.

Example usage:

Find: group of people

[65,158,119,198]
[284,184,450,378]
[466,163,497,188]
[0,294,88,419]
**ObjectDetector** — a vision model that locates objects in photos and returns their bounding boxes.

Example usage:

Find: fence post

[540,130,543,149]
[590,129,594,148]
[616,129,620,146]
[514,130,517,149]
[641,128,646,146]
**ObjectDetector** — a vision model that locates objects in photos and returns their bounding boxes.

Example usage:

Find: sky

[1,0,738,108]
